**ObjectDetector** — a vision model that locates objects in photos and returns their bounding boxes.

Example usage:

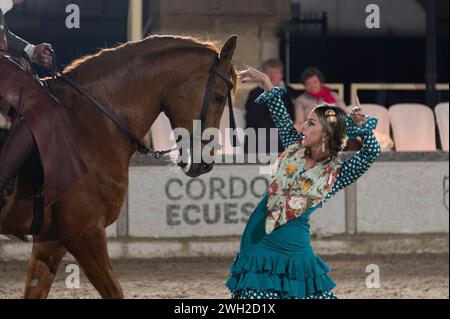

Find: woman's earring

[321,139,326,152]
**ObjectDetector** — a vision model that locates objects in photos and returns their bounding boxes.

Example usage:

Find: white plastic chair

[389,104,436,151]
[150,113,176,151]
[218,105,246,156]
[360,104,394,151]
[435,102,449,151]
[150,107,247,157]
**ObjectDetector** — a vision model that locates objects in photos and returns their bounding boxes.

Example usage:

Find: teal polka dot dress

[232,289,338,299]
[226,87,381,300]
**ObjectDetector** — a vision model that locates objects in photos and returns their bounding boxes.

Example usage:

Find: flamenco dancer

[226,67,381,299]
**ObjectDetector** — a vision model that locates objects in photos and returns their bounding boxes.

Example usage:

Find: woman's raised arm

[323,101,382,203]
[239,68,302,149]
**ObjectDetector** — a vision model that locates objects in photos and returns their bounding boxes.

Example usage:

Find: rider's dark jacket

[1,8,30,56]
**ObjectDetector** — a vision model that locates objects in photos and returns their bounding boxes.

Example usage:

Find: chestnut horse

[0,35,238,298]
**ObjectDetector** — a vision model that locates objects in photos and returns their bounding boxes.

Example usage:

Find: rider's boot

[0,118,35,210]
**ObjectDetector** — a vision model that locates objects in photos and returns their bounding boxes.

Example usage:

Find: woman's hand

[238,67,274,92]
[294,122,304,133]
[350,95,366,126]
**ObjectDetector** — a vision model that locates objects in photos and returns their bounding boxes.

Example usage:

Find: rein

[49,50,173,159]
[48,50,236,160]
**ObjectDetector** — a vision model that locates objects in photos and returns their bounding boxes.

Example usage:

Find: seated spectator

[245,59,301,154]
[294,67,361,151]
[294,67,347,126]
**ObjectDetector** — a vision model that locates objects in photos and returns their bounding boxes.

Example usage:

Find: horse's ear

[219,35,237,66]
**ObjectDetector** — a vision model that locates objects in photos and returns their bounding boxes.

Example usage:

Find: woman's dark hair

[310,105,347,157]
[301,67,325,85]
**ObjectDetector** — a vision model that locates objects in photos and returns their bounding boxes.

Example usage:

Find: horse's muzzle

[176,140,215,177]
[179,161,214,178]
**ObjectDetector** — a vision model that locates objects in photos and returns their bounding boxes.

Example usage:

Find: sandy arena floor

[0,253,448,299]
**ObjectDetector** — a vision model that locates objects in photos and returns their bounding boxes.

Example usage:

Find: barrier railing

[236,82,449,108]
[290,83,345,102]
[350,83,450,105]
[235,82,345,106]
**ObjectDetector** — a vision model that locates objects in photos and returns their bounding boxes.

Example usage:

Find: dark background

[5,0,449,106]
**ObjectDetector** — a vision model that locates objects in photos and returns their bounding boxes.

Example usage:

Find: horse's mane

[63,35,237,94]
[63,35,221,74]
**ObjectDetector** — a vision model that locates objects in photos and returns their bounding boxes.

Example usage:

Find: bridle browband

[49,50,237,160]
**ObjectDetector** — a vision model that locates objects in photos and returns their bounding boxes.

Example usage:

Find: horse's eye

[214,94,226,105]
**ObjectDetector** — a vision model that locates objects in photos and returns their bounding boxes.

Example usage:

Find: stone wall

[154,0,291,69]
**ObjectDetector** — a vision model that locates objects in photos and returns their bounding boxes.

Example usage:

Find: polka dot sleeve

[255,87,302,148]
[323,115,382,203]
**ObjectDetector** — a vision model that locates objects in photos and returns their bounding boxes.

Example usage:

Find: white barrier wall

[129,165,268,238]
[357,161,449,233]
[122,153,449,238]
[0,155,447,246]
[128,164,346,238]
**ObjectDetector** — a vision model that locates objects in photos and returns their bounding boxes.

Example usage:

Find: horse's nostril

[178,161,188,169]
[201,162,214,173]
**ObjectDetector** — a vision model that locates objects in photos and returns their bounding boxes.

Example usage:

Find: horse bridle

[50,51,237,160]
[198,57,237,146]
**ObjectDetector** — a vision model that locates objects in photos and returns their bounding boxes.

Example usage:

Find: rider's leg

[0,118,35,207]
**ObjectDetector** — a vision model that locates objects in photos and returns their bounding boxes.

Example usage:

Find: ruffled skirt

[226,192,337,299]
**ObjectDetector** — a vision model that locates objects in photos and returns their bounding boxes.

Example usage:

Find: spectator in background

[244,59,301,154]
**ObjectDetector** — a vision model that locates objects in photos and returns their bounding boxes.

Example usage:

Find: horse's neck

[53,60,168,161]
[68,63,165,138]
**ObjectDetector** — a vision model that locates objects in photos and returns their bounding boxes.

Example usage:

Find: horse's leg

[23,240,67,299]
[65,226,124,299]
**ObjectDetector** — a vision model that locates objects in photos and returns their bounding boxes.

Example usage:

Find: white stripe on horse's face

[0,0,14,15]
[182,148,192,174]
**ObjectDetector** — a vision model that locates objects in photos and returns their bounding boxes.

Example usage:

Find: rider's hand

[238,67,274,92]
[350,95,366,126]
[12,0,25,5]
[32,43,53,69]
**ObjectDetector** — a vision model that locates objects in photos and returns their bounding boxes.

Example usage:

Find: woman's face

[305,75,322,95]
[299,111,327,149]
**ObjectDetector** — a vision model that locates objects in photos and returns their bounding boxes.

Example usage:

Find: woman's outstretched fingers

[238,69,257,83]
[354,94,361,107]
[238,66,273,91]
[350,99,365,125]
[238,69,249,77]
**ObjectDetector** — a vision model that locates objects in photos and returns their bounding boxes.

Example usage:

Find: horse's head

[162,36,238,177]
